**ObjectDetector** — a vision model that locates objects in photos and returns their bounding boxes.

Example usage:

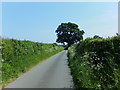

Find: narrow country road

[5,50,74,88]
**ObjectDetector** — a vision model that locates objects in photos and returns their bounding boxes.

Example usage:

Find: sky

[2,2,118,43]
[118,1,120,34]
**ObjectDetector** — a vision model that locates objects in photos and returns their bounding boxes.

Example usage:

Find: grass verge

[1,38,63,87]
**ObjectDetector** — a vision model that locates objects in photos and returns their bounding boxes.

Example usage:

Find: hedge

[68,35,120,88]
[1,38,63,86]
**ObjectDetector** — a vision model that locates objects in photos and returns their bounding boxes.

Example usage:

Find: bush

[68,35,120,88]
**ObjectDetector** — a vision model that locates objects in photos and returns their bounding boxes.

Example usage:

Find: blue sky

[2,2,118,43]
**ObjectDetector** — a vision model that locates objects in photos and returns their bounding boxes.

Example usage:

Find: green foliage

[93,35,103,39]
[1,38,63,86]
[68,35,120,88]
[55,22,84,48]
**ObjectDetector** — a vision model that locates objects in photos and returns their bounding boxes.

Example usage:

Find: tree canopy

[55,22,84,49]
[93,35,103,39]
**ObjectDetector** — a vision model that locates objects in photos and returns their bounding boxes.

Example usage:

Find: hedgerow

[68,35,120,88]
[1,38,63,86]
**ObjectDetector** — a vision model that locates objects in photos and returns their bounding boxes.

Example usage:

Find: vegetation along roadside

[1,38,63,87]
[68,35,120,88]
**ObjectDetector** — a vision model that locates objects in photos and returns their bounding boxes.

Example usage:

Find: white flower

[1,59,4,62]
[97,84,101,87]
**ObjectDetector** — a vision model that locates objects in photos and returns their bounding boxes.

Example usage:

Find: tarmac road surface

[5,50,74,88]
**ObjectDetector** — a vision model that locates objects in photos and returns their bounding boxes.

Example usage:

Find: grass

[1,38,64,87]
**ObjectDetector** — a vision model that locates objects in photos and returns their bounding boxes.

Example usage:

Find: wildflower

[97,84,101,87]
[1,59,4,62]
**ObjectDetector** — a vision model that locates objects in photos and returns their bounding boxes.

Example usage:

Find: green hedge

[68,35,120,88]
[1,38,63,86]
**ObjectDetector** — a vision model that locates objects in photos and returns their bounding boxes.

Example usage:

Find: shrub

[68,35,120,88]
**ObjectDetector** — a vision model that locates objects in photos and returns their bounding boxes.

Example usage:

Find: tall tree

[55,22,84,49]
